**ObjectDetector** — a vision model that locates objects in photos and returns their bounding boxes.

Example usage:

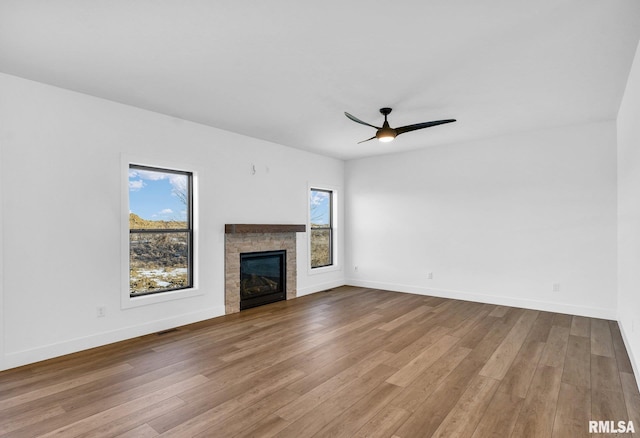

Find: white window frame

[308,183,340,275]
[121,154,201,309]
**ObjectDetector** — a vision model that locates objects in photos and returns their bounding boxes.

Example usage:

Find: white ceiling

[1,1,639,160]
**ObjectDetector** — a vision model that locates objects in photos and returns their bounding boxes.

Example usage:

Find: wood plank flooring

[0,286,638,437]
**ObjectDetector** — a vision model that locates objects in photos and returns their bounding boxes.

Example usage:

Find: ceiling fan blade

[345,112,381,129]
[357,136,377,144]
[395,119,456,135]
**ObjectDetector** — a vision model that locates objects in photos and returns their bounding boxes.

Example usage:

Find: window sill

[308,264,341,276]
[122,287,203,309]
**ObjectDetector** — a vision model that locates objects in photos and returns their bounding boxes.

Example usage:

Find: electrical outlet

[552,283,560,292]
[97,306,106,318]
[428,272,434,280]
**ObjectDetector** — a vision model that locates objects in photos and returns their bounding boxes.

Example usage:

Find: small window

[129,165,193,296]
[310,188,333,268]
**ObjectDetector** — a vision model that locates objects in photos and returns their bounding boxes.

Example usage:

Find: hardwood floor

[0,286,638,437]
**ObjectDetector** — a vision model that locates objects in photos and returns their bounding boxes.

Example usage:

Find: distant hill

[129,213,186,229]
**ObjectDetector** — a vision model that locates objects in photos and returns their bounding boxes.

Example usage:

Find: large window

[310,188,333,268]
[128,165,193,296]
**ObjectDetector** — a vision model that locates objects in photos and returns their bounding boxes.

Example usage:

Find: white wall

[617,41,640,379]
[0,73,344,370]
[0,130,4,370]
[346,122,618,319]
[0,68,633,373]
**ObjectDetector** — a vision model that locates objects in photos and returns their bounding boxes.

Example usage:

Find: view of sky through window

[310,190,330,226]
[129,168,188,223]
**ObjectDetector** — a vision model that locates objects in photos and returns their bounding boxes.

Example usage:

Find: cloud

[170,175,188,200]
[159,209,173,214]
[169,174,185,186]
[310,191,329,206]
[129,179,145,191]
[129,168,188,205]
[134,169,169,181]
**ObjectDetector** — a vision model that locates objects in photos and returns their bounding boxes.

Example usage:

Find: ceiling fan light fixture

[376,130,396,142]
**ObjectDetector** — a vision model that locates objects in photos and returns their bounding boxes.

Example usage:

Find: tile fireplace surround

[224,224,306,314]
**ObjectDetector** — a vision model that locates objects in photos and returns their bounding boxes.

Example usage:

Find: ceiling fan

[344,107,456,144]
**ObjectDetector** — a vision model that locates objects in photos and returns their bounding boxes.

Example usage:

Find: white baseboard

[3,306,225,371]
[618,320,640,394]
[346,279,617,320]
[297,279,346,297]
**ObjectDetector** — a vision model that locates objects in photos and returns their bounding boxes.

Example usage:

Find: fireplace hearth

[240,250,286,310]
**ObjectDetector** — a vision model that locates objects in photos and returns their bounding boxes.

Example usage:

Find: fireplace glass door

[240,250,286,310]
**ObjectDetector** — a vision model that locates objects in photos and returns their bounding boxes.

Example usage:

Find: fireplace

[224,224,305,314]
[240,250,286,310]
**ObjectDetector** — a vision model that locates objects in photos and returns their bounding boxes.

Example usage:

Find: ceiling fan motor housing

[376,123,396,142]
[376,108,396,141]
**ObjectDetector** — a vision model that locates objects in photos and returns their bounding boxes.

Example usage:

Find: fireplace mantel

[225,224,306,234]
